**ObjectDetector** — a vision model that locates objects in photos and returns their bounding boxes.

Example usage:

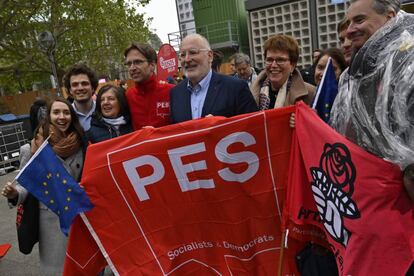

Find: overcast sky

[137,0,180,43]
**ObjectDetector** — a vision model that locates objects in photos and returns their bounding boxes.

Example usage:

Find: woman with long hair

[2,97,86,275]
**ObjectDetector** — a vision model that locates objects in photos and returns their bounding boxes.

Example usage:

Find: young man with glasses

[169,34,257,123]
[124,42,174,130]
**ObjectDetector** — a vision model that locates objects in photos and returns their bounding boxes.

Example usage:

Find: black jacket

[170,71,258,123]
[86,115,133,144]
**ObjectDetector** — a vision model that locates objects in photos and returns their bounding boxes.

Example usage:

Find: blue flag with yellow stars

[16,141,93,236]
[312,57,339,123]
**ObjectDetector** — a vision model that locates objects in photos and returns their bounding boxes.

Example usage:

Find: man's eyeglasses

[265,57,290,66]
[179,48,209,59]
[125,59,148,68]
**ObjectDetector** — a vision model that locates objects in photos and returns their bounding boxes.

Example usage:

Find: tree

[149,32,163,50]
[0,0,152,94]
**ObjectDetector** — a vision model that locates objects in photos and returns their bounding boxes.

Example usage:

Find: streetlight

[37,31,61,96]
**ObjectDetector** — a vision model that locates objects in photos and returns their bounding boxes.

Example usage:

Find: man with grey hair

[170,34,258,123]
[234,53,257,87]
[329,2,414,274]
[331,0,414,210]
[346,0,400,51]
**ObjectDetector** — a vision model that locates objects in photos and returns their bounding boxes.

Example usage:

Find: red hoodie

[126,74,174,130]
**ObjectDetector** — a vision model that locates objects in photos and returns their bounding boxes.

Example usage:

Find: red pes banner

[64,107,297,275]
[284,102,414,275]
[157,44,178,82]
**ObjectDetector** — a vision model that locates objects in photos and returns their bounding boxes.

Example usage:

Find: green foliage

[0,0,152,94]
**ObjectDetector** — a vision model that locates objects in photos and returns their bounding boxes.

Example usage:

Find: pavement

[0,170,40,276]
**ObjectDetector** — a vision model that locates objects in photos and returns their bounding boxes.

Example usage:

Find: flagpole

[312,57,332,109]
[277,230,287,276]
[14,136,51,180]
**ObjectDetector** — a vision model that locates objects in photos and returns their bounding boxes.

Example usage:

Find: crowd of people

[1,0,413,275]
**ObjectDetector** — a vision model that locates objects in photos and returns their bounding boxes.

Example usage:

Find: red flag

[0,244,11,258]
[285,102,414,275]
[64,216,107,275]
[64,107,300,275]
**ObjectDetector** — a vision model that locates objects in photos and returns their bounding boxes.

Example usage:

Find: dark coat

[86,115,133,144]
[169,71,258,123]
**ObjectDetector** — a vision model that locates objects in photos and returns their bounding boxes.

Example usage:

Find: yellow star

[44,190,49,195]
[62,179,67,184]
[46,173,51,179]
[67,197,71,202]
[325,104,330,108]
[56,173,60,178]
[50,199,54,204]
[64,206,69,211]
[67,188,72,193]
[43,182,47,186]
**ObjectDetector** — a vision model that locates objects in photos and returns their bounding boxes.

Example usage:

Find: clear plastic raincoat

[330,11,414,169]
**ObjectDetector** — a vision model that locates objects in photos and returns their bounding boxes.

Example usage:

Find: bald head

[181,34,211,50]
[179,33,214,86]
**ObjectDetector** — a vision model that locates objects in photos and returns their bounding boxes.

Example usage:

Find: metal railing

[0,122,27,174]
[168,20,240,50]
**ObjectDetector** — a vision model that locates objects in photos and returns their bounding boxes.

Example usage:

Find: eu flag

[312,57,338,123]
[16,141,93,235]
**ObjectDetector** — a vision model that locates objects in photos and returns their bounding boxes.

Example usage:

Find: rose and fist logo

[310,143,360,247]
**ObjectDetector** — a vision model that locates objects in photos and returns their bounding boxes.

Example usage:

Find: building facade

[245,0,349,69]
[175,0,196,37]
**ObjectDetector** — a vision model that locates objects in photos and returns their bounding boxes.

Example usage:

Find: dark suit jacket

[170,72,258,123]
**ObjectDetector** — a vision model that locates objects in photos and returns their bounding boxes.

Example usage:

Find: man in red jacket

[124,43,174,130]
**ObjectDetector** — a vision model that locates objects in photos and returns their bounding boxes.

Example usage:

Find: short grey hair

[234,53,251,66]
[181,33,211,50]
[350,0,400,14]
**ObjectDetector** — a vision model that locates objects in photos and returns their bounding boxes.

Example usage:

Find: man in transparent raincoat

[330,0,414,202]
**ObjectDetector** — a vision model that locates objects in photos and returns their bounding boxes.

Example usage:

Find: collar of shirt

[187,70,213,119]
[72,100,96,131]
[187,70,213,94]
[72,100,95,116]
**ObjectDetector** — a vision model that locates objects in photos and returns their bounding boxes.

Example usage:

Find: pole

[277,230,287,276]
[37,31,61,97]
[14,69,24,93]
[48,51,61,96]
[17,79,24,93]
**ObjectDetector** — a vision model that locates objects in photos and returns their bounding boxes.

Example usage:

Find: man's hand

[403,164,414,202]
